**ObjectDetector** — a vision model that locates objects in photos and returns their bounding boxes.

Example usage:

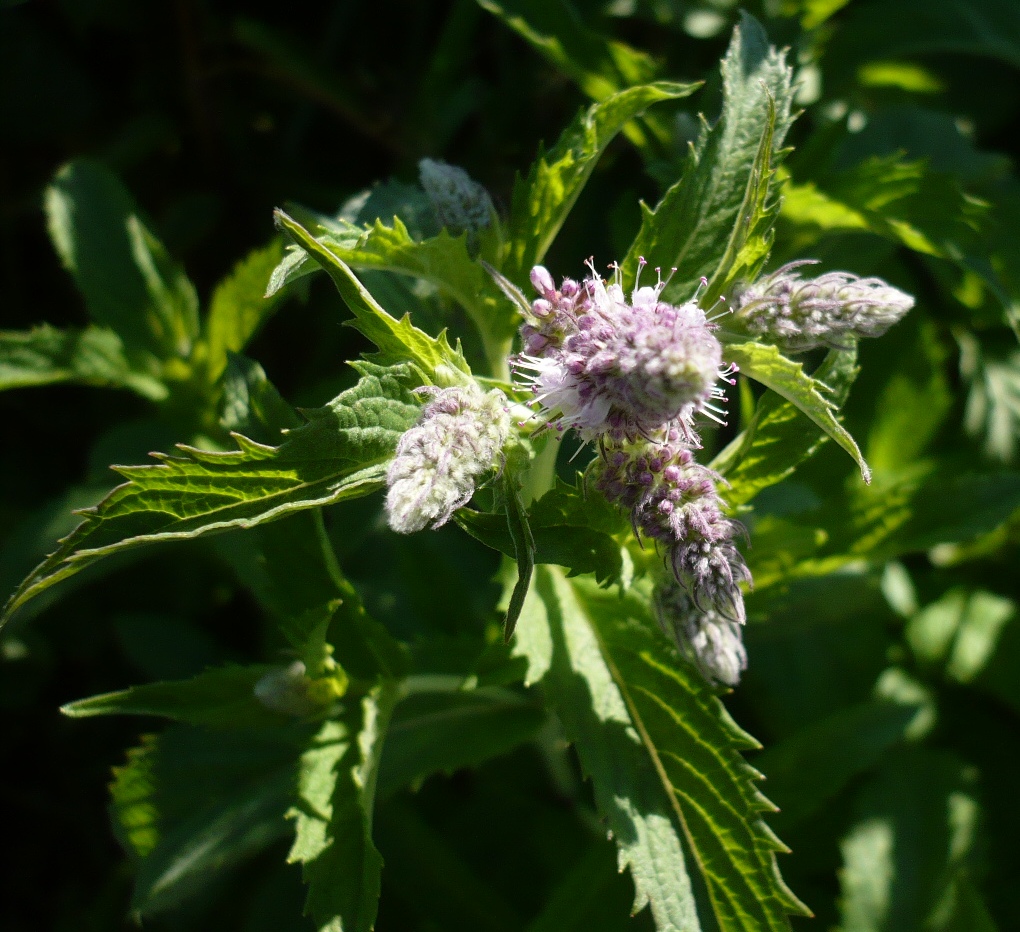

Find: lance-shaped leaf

[712,347,860,507]
[623,14,794,300]
[504,81,700,280]
[516,566,808,931]
[289,683,397,932]
[1,363,421,628]
[203,240,287,381]
[275,210,471,379]
[0,324,167,399]
[269,217,517,372]
[723,340,871,483]
[44,159,199,360]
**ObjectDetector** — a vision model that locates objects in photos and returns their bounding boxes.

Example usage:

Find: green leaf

[289,684,397,932]
[504,81,701,280]
[476,0,658,102]
[516,566,808,930]
[274,210,471,379]
[1,363,421,629]
[270,216,516,375]
[203,240,287,381]
[110,725,303,914]
[623,14,794,300]
[838,749,983,932]
[754,691,933,829]
[713,347,860,507]
[457,478,628,585]
[44,159,199,360]
[61,663,300,727]
[377,683,545,796]
[0,324,167,399]
[723,340,870,483]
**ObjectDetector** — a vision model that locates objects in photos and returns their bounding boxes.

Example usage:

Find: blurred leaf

[838,749,983,932]
[724,341,870,482]
[714,347,860,507]
[275,210,472,378]
[61,663,309,726]
[623,14,794,300]
[288,684,397,932]
[755,691,933,829]
[110,726,303,914]
[204,240,287,382]
[44,159,199,360]
[377,684,545,796]
[0,325,167,399]
[476,0,657,101]
[504,81,700,280]
[959,332,1020,463]
[1,363,420,628]
[517,566,809,930]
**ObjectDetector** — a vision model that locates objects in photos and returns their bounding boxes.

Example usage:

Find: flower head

[593,428,749,621]
[515,260,731,443]
[653,579,747,687]
[385,384,510,534]
[734,260,915,351]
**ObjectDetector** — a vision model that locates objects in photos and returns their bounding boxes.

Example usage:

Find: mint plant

[4,5,1020,932]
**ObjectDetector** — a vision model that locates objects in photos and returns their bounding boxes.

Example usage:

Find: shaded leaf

[0,325,166,399]
[44,159,199,360]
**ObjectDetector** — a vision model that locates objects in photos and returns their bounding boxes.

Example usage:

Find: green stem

[521,434,561,504]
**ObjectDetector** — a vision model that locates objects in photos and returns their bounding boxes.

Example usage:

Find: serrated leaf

[1,363,421,629]
[723,340,870,482]
[274,210,471,379]
[623,14,794,299]
[110,725,304,914]
[505,81,701,280]
[269,216,516,374]
[61,663,297,727]
[376,684,545,796]
[44,159,199,360]
[0,324,167,399]
[712,347,860,507]
[289,684,397,932]
[204,239,287,381]
[517,566,808,930]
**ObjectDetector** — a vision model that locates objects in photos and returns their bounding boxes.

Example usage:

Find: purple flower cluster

[515,261,751,679]
[515,261,729,444]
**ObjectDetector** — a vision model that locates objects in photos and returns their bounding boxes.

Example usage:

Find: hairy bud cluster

[594,428,749,623]
[515,262,728,442]
[419,158,495,237]
[385,384,510,534]
[653,580,747,687]
[734,260,915,352]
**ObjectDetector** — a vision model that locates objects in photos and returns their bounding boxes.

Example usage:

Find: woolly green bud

[385,384,510,534]
[419,158,495,237]
[734,260,914,351]
[653,581,747,687]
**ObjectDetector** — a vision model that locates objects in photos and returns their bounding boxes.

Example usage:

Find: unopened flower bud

[385,384,510,534]
[653,581,747,687]
[254,661,319,716]
[419,158,495,237]
[734,261,914,351]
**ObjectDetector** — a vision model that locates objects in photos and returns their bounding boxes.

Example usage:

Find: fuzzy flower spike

[515,260,736,444]
[733,260,915,352]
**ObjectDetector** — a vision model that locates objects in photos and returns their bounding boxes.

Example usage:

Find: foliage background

[3,0,1020,930]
